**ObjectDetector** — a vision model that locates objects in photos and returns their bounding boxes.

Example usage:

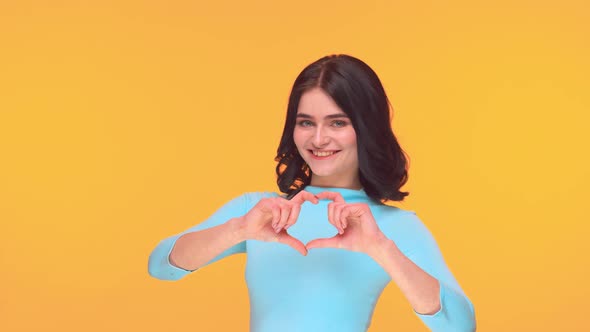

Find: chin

[308,168,338,178]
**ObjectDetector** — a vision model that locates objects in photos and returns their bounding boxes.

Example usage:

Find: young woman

[148,54,476,332]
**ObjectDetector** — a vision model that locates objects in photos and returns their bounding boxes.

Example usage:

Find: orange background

[1,1,589,331]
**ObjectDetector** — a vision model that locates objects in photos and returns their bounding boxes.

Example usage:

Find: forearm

[169,216,247,271]
[368,237,441,315]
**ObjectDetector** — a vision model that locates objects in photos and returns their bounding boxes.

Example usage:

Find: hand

[238,190,319,255]
[306,191,388,255]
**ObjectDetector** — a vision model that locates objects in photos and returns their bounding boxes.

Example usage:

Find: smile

[309,150,340,159]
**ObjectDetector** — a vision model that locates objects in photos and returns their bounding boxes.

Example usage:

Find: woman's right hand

[236,190,319,255]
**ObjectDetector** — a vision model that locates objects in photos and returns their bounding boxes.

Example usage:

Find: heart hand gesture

[306,191,388,256]
[238,190,319,256]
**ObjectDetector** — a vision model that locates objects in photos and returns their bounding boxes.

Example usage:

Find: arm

[369,239,442,315]
[149,190,317,281]
[169,217,247,271]
[147,193,254,281]
[376,211,476,332]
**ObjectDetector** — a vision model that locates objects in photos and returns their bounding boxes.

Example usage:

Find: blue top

[148,186,476,331]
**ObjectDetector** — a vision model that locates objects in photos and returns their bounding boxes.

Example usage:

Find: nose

[312,127,330,148]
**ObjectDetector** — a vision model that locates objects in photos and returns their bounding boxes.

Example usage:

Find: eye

[297,120,313,127]
[332,120,348,127]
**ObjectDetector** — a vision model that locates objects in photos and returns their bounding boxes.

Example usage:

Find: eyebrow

[296,112,349,119]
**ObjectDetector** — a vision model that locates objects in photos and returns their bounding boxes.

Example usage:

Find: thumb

[306,236,341,250]
[277,233,308,256]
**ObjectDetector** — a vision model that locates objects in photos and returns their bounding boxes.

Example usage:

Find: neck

[310,174,362,190]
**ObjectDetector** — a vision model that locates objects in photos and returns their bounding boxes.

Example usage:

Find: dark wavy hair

[274,54,410,204]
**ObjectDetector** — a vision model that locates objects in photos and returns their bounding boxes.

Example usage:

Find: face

[293,87,361,189]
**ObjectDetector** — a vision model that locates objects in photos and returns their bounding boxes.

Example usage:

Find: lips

[308,150,340,159]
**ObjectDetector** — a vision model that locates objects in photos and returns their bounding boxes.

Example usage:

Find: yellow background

[1,1,588,331]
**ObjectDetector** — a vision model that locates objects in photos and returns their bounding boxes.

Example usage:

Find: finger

[340,207,351,230]
[285,203,300,229]
[277,233,308,256]
[327,201,334,223]
[315,191,346,203]
[327,202,341,234]
[275,204,290,233]
[291,190,319,205]
[306,236,341,250]
[270,204,281,228]
[333,203,344,234]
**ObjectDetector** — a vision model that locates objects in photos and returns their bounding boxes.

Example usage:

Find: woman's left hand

[306,191,390,256]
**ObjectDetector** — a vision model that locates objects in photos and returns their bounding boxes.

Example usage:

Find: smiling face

[293,87,361,189]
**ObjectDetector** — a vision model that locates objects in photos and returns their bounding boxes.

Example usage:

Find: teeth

[313,150,335,157]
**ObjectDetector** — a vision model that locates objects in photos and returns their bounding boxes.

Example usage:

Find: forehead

[297,88,345,116]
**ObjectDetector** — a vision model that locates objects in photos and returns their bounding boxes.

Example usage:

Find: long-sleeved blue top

[148,186,476,331]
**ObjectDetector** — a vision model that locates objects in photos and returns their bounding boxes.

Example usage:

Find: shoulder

[238,191,282,208]
[212,191,281,213]
[371,204,419,224]
[375,206,430,233]
[374,207,437,248]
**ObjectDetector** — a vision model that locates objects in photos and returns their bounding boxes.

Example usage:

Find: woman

[148,54,476,332]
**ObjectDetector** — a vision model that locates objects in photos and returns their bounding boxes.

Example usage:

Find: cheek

[292,129,305,149]
[341,129,357,148]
